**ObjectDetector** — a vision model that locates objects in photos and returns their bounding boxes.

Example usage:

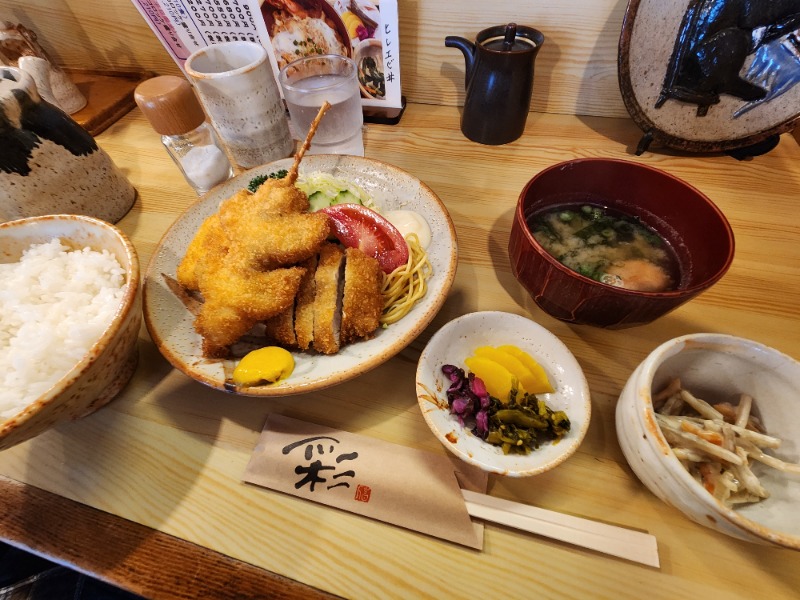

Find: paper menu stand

[261,0,405,124]
[130,0,270,67]
[243,414,487,549]
[131,0,406,124]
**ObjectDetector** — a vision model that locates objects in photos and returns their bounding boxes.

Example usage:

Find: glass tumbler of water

[279,54,364,156]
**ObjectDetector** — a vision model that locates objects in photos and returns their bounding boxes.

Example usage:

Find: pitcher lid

[478,23,544,52]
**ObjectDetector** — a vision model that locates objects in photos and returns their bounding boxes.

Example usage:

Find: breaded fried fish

[250,176,310,214]
[195,265,306,357]
[176,213,228,292]
[263,304,297,348]
[225,212,331,269]
[217,178,310,229]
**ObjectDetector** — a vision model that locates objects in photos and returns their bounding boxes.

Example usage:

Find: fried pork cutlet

[312,243,345,355]
[195,265,306,357]
[293,254,317,351]
[225,212,331,269]
[176,213,228,292]
[341,247,383,344]
[263,303,297,348]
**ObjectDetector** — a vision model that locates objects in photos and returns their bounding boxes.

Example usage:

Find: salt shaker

[134,76,233,195]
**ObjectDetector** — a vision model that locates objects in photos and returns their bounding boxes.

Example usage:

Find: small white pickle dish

[415,311,591,477]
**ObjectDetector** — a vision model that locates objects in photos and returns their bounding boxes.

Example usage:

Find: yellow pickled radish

[497,344,554,394]
[472,346,529,395]
[464,356,518,403]
[341,11,364,39]
[232,346,294,386]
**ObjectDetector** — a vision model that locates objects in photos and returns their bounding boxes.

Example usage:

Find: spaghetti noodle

[380,233,432,326]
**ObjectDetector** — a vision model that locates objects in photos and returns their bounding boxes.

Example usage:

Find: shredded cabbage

[296,171,377,211]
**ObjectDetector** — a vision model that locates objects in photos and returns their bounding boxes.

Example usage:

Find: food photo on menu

[260,0,397,105]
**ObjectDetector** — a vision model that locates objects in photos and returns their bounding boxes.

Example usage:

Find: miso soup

[527,204,680,292]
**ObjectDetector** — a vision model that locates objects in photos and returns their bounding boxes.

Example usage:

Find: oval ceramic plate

[415,311,591,477]
[143,155,457,396]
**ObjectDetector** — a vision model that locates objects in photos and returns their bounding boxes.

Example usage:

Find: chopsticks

[461,490,660,568]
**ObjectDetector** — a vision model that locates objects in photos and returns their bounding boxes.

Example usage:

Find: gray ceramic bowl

[616,333,800,548]
[0,215,141,451]
[0,67,135,224]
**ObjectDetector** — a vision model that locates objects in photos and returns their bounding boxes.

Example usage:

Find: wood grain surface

[0,103,799,598]
[65,69,153,136]
[0,476,337,600]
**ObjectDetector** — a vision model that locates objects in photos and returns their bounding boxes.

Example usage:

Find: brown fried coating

[251,177,310,214]
[217,179,309,228]
[195,265,306,357]
[341,247,383,344]
[225,212,331,269]
[215,188,253,224]
[263,304,297,348]
[313,243,345,355]
[293,254,317,351]
[176,213,228,292]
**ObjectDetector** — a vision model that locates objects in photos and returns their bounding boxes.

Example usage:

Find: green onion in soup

[527,203,680,292]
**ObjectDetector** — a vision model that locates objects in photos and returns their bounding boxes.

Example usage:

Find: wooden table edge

[0,475,340,600]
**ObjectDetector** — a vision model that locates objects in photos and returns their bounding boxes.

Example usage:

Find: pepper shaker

[134,76,233,195]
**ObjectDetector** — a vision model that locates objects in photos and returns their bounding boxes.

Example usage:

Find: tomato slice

[320,204,409,273]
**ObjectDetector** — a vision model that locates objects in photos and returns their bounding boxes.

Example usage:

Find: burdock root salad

[441,345,570,455]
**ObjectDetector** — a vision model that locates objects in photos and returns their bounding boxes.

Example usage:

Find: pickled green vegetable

[485,394,570,455]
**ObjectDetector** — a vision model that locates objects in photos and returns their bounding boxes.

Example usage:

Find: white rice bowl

[0,238,127,418]
[0,215,141,451]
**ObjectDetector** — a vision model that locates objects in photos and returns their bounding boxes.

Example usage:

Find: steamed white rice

[0,238,127,419]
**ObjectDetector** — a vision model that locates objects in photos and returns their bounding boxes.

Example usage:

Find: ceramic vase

[0,67,136,224]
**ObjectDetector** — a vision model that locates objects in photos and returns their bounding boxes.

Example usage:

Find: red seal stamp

[354,484,371,503]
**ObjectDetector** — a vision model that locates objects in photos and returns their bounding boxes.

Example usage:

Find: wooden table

[2,104,799,599]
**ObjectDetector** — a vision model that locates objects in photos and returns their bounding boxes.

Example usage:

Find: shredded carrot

[681,420,723,445]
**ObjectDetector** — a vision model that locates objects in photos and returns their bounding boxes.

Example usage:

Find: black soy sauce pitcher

[446,23,544,145]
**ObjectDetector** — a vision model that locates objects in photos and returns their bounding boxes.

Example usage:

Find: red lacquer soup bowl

[508,159,734,329]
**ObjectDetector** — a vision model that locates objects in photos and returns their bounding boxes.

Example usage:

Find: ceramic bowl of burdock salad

[617,333,800,549]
